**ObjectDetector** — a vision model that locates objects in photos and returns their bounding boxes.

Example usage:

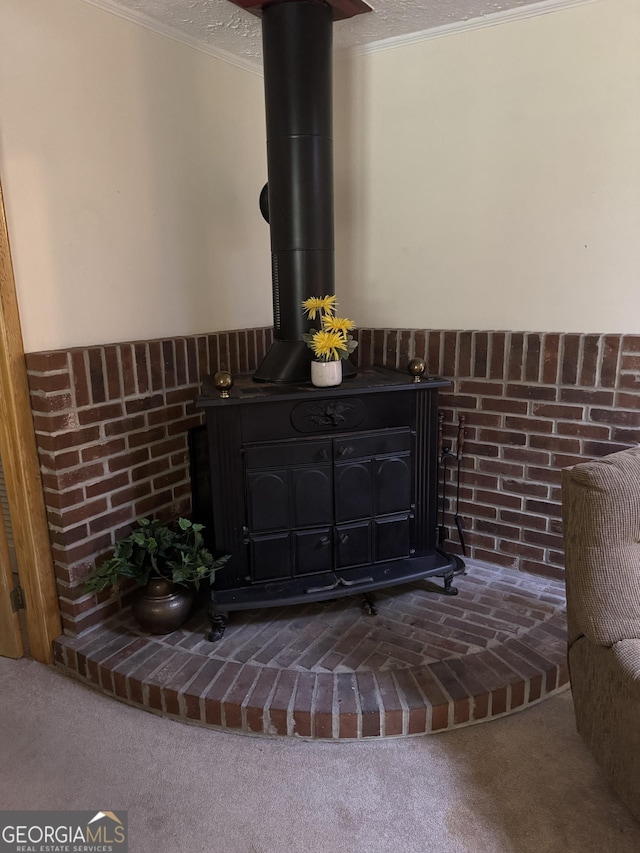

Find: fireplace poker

[437,412,454,546]
[437,413,445,544]
[437,412,467,556]
[454,415,467,556]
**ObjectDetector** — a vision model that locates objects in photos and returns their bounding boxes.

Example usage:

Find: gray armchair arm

[613,639,640,686]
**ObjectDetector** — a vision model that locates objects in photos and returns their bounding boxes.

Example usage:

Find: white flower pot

[311,359,343,388]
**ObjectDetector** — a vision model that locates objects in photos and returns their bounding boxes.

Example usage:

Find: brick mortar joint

[26,368,71,378]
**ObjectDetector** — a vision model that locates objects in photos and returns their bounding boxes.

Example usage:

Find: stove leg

[206,611,229,642]
[361,594,377,616]
[442,572,459,596]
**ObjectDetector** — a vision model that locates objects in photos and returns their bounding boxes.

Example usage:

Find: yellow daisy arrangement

[301,295,358,362]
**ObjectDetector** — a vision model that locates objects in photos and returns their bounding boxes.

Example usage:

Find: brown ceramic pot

[131,576,194,634]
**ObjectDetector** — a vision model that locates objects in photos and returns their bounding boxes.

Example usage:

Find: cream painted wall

[334,0,640,334]
[1,0,638,350]
[0,0,272,352]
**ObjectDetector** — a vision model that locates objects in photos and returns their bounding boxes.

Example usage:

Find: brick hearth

[52,563,568,739]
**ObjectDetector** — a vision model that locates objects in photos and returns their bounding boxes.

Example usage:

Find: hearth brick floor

[52,561,569,739]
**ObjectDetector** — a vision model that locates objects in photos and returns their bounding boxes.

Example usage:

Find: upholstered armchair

[562,446,640,821]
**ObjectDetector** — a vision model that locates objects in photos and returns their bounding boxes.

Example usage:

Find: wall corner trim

[341,0,604,57]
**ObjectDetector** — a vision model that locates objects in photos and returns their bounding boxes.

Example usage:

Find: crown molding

[79,0,263,76]
[80,0,602,74]
[343,0,603,57]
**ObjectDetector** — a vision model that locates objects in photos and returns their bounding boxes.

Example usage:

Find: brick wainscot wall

[25,328,640,636]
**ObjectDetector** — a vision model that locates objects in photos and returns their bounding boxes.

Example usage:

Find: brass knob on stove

[408,358,426,383]
[213,370,233,398]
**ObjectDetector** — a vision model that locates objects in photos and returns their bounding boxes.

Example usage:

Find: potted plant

[85,517,230,634]
[301,294,358,387]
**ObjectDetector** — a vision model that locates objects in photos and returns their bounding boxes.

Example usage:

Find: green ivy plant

[85,517,230,593]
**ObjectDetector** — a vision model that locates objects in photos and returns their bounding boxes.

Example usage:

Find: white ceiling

[83,0,597,69]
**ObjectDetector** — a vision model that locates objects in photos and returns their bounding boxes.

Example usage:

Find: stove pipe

[253,0,335,383]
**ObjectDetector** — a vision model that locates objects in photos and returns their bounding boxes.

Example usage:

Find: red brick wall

[26,326,640,636]
[25,328,273,635]
[356,329,640,579]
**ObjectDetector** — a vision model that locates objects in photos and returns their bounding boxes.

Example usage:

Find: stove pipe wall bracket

[228,0,371,383]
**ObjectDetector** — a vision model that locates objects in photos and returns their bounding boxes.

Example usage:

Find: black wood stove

[192,0,462,640]
[196,367,463,639]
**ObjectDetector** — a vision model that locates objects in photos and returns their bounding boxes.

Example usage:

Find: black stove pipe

[253,0,335,383]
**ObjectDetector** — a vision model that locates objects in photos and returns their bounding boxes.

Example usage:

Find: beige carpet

[1,658,639,853]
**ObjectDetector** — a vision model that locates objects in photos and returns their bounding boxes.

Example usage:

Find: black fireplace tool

[437,413,468,557]
[454,415,467,556]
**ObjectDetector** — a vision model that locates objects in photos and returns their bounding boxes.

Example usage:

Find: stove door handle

[337,445,354,458]
[338,576,374,588]
[305,577,340,594]
[305,575,375,594]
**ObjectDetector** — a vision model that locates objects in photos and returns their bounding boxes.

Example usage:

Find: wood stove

[191,1,461,641]
[196,366,462,639]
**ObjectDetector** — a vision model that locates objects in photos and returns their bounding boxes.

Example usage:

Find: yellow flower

[322,315,356,335]
[301,294,337,320]
[309,329,348,361]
